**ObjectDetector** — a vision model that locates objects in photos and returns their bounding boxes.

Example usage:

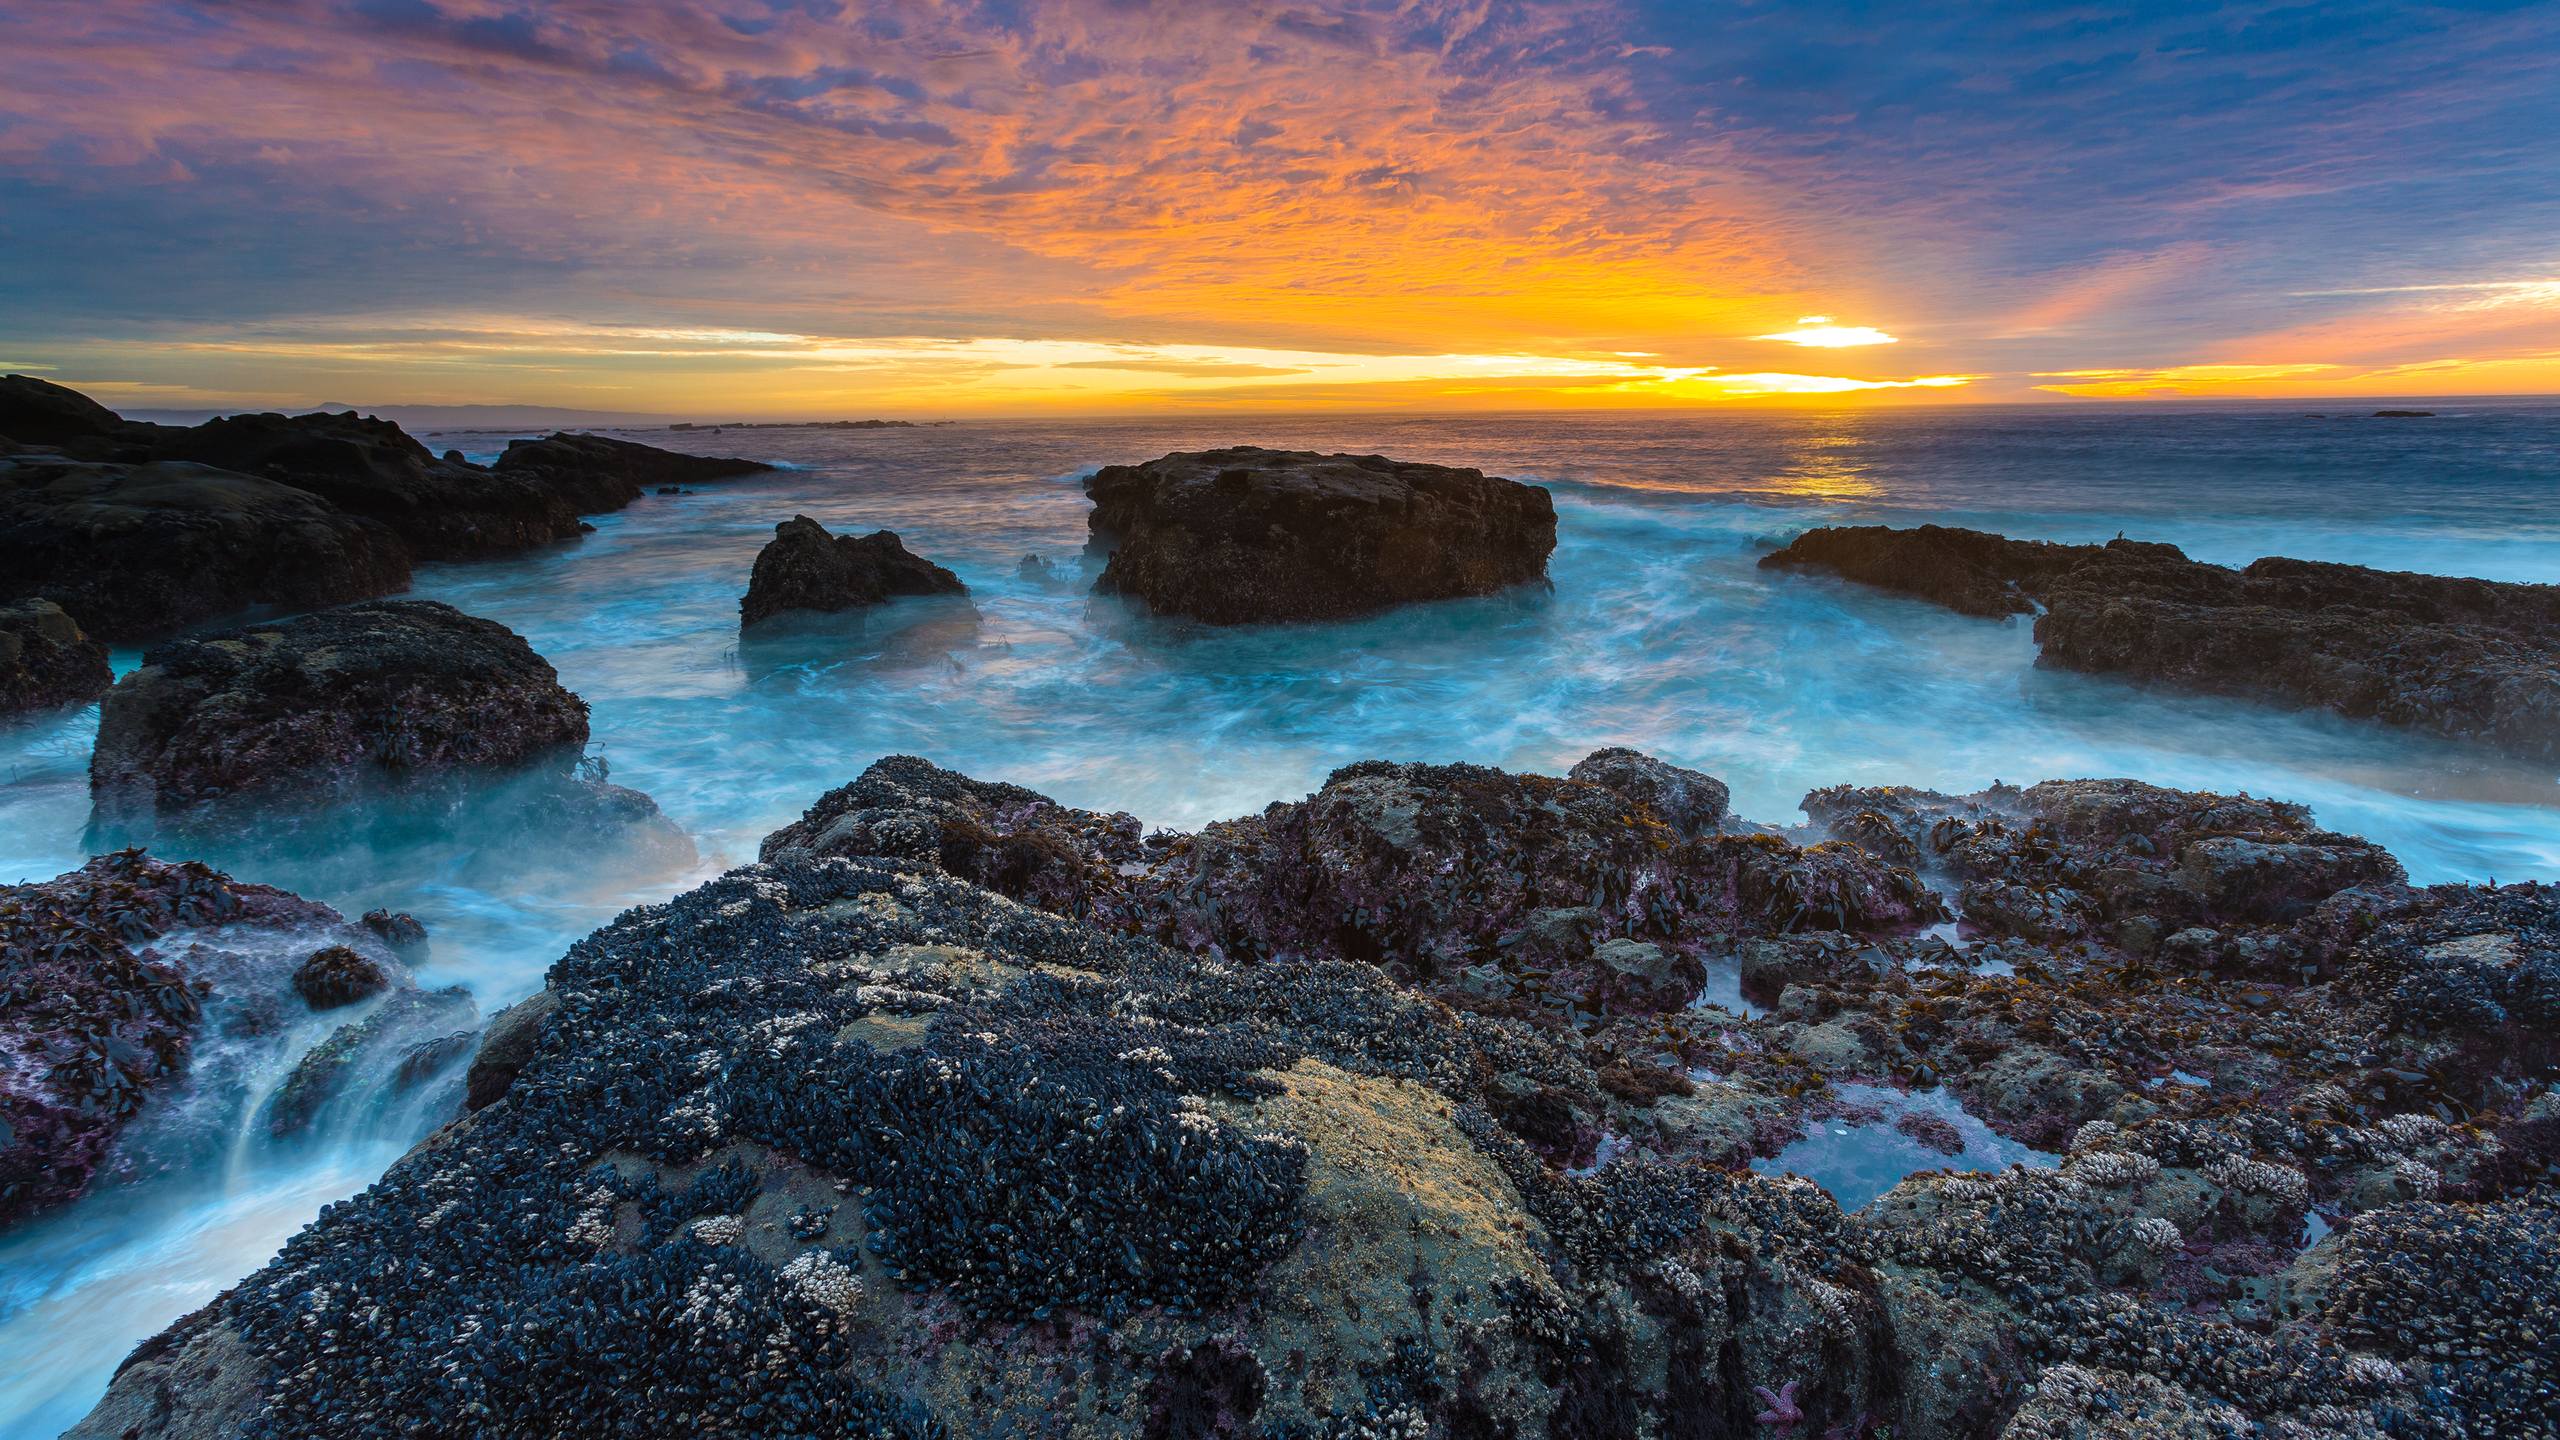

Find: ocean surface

[4,403,2557,1433]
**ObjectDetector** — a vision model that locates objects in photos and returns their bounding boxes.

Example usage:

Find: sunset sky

[2,0,2556,416]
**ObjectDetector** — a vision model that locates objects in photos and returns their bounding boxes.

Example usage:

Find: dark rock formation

[766,751,1941,1019]
[2,382,772,639]
[361,908,429,953]
[0,373,122,448]
[1,850,466,1229]
[77,760,2560,1439]
[0,597,112,713]
[1,457,413,641]
[146,410,594,559]
[739,515,968,627]
[493,431,771,513]
[1761,524,2560,760]
[1084,446,1555,623]
[84,599,680,859]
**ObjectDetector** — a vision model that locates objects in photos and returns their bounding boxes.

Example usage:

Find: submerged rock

[86,599,679,854]
[0,597,112,714]
[739,515,968,627]
[1761,523,2560,760]
[0,850,466,1230]
[1084,446,1556,623]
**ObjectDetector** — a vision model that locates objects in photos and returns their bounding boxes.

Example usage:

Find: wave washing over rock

[67,752,2559,1439]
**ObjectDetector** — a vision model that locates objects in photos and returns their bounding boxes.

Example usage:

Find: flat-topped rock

[0,457,412,641]
[739,515,967,627]
[1762,523,2560,760]
[88,599,617,836]
[493,431,771,513]
[0,597,112,714]
[1084,446,1555,623]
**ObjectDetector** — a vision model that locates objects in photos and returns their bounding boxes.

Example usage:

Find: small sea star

[1754,1380,1804,1431]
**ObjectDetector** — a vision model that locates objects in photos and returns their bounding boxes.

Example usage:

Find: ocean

[3,402,2556,1433]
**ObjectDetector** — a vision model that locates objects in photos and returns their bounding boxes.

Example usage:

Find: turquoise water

[3,404,2556,1433]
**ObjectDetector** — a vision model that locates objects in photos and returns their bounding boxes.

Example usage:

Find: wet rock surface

[739,515,969,627]
[0,596,112,714]
[1,850,467,1229]
[1084,446,1556,623]
[75,751,2560,1438]
[1760,523,2560,759]
[86,599,678,852]
[1,378,769,640]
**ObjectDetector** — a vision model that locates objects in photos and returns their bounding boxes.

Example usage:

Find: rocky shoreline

[64,751,2559,1439]
[2,376,772,642]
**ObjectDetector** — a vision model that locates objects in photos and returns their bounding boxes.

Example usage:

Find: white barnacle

[2068,1120,2121,1154]
[2202,1156,2309,1204]
[2391,1158,2442,1198]
[688,1214,745,1245]
[2342,1355,2406,1392]
[2133,1217,2183,1252]
[780,1251,866,1312]
[2068,1150,2161,1188]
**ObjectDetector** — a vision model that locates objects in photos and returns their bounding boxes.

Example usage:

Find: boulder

[739,516,967,627]
[0,597,112,714]
[1084,446,1555,623]
[87,599,602,835]
[0,372,123,448]
[1761,524,2560,760]
[0,457,411,641]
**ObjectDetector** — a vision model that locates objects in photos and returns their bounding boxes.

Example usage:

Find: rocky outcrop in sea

[1760,523,2560,760]
[87,598,679,850]
[1,375,771,640]
[1084,446,1556,623]
[740,515,969,627]
[73,751,2558,1438]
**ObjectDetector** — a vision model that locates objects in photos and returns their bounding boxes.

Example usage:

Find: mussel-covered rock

[739,515,968,627]
[74,847,1899,1439]
[766,750,1941,1018]
[1,850,464,1229]
[1084,446,1555,623]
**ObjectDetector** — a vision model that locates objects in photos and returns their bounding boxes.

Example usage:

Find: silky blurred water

[2,402,2555,1433]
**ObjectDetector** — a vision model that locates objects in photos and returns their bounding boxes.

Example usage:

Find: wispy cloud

[1,0,2556,409]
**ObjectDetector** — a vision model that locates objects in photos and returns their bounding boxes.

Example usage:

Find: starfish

[1754,1380,1804,1431]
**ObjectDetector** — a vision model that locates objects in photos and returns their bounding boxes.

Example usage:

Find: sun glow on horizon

[1754,317,1900,348]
